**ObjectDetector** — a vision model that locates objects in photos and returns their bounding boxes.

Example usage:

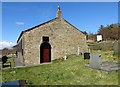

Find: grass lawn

[1,50,120,85]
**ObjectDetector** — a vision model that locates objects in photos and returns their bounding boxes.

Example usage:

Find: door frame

[40,42,51,63]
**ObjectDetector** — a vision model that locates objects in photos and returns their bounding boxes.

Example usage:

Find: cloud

[0,41,16,49]
[16,22,24,25]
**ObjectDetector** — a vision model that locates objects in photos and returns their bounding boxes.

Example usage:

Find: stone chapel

[16,6,87,66]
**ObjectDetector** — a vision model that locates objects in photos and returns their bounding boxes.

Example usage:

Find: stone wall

[89,41,115,51]
[113,40,120,56]
[18,18,87,66]
[16,35,25,66]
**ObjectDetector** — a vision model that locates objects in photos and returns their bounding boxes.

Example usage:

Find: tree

[97,23,119,40]
[100,25,104,29]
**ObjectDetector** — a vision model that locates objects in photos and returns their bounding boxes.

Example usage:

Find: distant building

[16,6,87,66]
[97,35,102,42]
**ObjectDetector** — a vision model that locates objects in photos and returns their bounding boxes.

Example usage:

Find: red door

[43,48,49,62]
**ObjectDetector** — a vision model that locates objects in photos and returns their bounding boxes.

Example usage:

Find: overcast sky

[1,2,118,49]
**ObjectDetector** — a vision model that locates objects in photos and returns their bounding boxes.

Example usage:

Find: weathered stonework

[16,6,87,66]
[113,40,120,56]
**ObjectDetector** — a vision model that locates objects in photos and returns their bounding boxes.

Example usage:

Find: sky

[1,2,118,49]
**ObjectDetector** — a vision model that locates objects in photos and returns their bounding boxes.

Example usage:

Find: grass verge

[2,50,119,85]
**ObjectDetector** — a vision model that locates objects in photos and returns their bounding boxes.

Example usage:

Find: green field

[1,50,119,85]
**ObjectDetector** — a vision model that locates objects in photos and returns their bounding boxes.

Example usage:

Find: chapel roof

[17,6,85,43]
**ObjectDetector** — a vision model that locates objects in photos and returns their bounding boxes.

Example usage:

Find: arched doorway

[40,42,51,63]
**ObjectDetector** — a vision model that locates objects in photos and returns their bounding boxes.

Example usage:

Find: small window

[43,36,49,42]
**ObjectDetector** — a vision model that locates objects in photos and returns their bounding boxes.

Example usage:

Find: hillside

[0,50,2,58]
[0,45,17,57]
[87,23,119,41]
[2,50,119,85]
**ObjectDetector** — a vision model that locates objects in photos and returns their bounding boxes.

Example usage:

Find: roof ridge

[17,17,85,43]
[17,18,57,43]
[62,18,85,35]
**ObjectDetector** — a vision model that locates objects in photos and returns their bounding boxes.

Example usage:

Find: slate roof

[17,18,85,43]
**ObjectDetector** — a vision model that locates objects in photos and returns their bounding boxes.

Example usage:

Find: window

[43,36,49,42]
